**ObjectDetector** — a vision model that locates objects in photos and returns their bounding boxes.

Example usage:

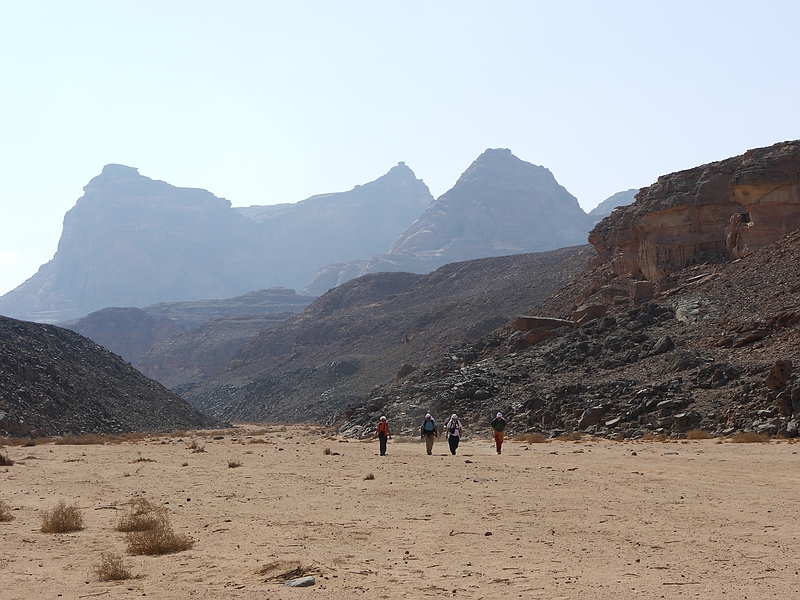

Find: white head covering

[380,416,386,422]
[451,414,458,420]
[496,412,503,418]
[425,413,432,419]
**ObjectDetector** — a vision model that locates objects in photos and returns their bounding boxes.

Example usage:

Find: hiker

[375,416,392,456]
[445,413,463,455]
[490,412,507,454]
[420,413,438,455]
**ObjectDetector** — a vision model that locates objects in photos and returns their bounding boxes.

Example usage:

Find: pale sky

[1,1,799,296]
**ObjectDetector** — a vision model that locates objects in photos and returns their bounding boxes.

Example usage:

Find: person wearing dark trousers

[445,413,463,455]
[376,416,391,456]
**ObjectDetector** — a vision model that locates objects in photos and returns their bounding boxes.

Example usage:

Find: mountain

[305,149,595,294]
[0,315,218,437]
[587,188,637,221]
[338,140,800,439]
[184,245,593,423]
[61,288,314,373]
[0,163,431,322]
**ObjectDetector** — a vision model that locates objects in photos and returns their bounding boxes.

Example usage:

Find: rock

[651,336,676,355]
[284,576,316,588]
[572,304,607,324]
[766,360,792,391]
[589,140,800,280]
[512,316,575,332]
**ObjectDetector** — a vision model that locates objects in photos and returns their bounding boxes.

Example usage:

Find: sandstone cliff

[589,140,800,280]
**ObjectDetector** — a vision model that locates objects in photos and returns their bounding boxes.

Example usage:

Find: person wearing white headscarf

[490,412,507,454]
[419,413,438,455]
[445,413,463,455]
[375,416,392,456]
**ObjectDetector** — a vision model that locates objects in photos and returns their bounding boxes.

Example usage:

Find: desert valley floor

[2,425,799,599]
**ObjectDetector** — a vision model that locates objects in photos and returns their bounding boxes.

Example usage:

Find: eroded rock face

[589,141,800,280]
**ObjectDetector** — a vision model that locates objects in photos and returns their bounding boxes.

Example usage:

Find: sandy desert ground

[1,425,799,600]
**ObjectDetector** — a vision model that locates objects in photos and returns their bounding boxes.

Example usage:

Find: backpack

[449,421,458,435]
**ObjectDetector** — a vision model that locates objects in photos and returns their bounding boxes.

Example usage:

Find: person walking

[445,413,463,455]
[490,412,507,454]
[376,416,392,456]
[420,413,438,455]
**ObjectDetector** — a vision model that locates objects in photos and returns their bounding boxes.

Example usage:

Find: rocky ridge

[184,245,593,423]
[0,316,219,437]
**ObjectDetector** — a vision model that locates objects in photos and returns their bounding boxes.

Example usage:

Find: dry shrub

[323,447,332,455]
[122,499,193,555]
[686,428,715,440]
[116,498,164,532]
[729,431,772,443]
[514,433,548,444]
[41,500,84,533]
[390,436,415,444]
[188,441,205,453]
[0,500,14,522]
[364,473,375,480]
[0,451,13,467]
[125,517,194,555]
[93,552,132,581]
[558,432,583,442]
[228,460,242,468]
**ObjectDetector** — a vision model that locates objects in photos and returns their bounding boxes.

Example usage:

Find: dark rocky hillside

[62,288,314,386]
[0,316,218,437]
[340,230,799,439]
[184,245,593,423]
[339,140,800,439]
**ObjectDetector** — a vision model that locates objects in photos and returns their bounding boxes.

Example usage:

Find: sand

[1,426,799,599]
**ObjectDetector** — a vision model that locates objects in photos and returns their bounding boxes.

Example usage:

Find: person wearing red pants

[490,412,507,454]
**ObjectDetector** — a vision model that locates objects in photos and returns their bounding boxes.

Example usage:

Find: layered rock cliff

[589,140,800,280]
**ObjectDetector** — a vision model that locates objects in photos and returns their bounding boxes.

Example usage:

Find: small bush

[0,451,13,466]
[93,552,132,581]
[514,433,548,444]
[188,441,205,453]
[228,460,242,468]
[41,500,84,533]
[54,434,110,445]
[364,473,375,480]
[125,517,194,555]
[116,498,164,532]
[558,432,583,442]
[686,429,715,440]
[0,500,14,522]
[730,431,771,443]
[323,447,332,455]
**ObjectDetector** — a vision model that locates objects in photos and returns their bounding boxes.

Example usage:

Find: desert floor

[1,425,799,600]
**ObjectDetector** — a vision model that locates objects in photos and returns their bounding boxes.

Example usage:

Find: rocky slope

[305,149,595,294]
[184,245,593,423]
[0,163,429,322]
[0,316,219,437]
[339,141,800,439]
[61,288,314,386]
[340,229,800,439]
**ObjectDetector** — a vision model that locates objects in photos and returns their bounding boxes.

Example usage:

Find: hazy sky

[1,1,799,296]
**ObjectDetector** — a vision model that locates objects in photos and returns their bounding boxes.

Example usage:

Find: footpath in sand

[1,425,799,599]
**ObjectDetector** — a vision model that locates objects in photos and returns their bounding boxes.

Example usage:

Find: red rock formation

[589,140,800,280]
